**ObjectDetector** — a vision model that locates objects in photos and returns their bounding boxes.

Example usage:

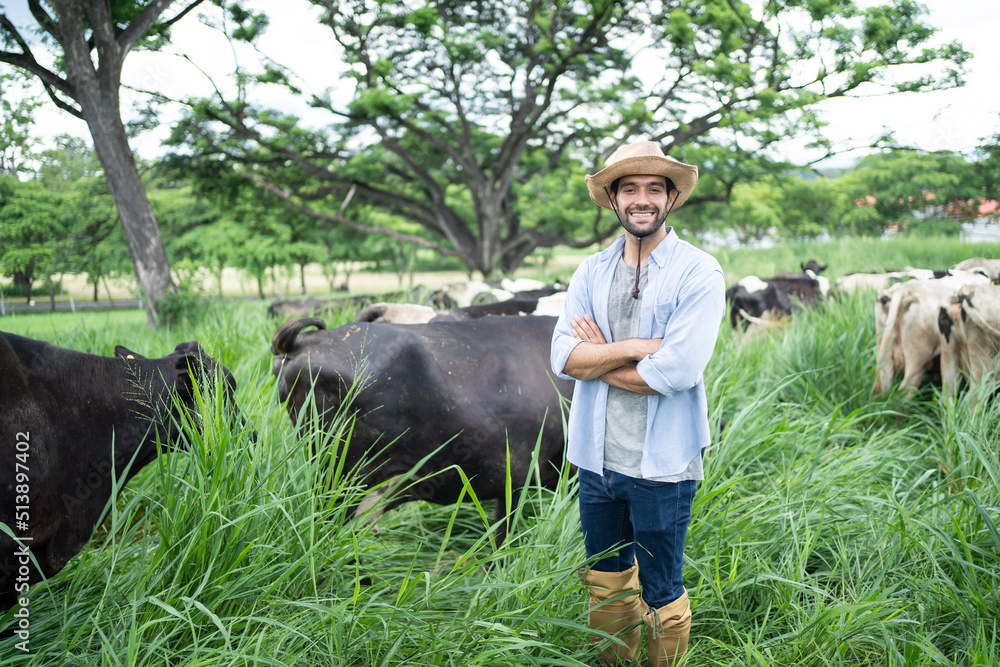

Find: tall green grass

[1,237,998,665]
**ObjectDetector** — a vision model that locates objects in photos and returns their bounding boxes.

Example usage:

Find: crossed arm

[562,314,662,395]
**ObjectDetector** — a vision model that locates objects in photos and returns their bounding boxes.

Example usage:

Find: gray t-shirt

[603,255,703,482]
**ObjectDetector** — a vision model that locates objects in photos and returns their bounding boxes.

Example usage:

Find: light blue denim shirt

[550,230,726,477]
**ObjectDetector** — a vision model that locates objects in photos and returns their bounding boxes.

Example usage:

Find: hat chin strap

[604,187,677,300]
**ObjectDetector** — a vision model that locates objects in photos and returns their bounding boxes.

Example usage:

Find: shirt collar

[597,227,676,268]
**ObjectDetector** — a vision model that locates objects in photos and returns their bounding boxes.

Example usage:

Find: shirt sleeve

[636,263,726,396]
[550,260,593,380]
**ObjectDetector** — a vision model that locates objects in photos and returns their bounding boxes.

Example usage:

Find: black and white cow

[0,332,243,611]
[270,316,573,546]
[725,269,827,330]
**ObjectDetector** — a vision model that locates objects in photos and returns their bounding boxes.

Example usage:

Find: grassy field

[1,236,999,665]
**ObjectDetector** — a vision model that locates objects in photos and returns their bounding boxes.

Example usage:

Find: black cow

[268,294,400,320]
[725,281,793,329]
[725,273,825,329]
[270,316,573,545]
[431,291,566,322]
[799,259,828,276]
[0,332,241,611]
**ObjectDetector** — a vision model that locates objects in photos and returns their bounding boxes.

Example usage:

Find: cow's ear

[1,334,27,393]
[115,345,146,360]
[175,351,207,378]
[174,348,232,392]
[173,341,205,356]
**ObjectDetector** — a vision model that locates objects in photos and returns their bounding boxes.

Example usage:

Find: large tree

[169,0,969,276]
[0,0,205,325]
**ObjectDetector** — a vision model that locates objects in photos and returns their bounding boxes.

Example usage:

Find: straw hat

[585,141,698,211]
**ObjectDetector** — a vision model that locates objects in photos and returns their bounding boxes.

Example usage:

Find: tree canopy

[165,0,970,276]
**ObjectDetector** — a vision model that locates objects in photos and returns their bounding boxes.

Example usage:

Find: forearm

[563,337,660,381]
[600,364,657,394]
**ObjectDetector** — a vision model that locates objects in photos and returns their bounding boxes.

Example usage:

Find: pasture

[1,236,998,666]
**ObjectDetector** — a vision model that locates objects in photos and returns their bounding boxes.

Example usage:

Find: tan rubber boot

[581,565,642,663]
[644,589,691,667]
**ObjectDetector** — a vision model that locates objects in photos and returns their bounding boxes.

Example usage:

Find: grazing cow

[952,258,1000,284]
[270,316,573,546]
[835,267,958,297]
[267,292,409,319]
[430,281,515,308]
[938,284,1000,399]
[356,290,568,324]
[800,259,828,276]
[873,273,990,396]
[356,302,437,324]
[725,280,793,330]
[427,280,564,309]
[431,292,568,322]
[0,333,242,611]
[725,266,827,329]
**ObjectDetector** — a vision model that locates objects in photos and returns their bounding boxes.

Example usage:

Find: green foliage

[0,176,65,300]
[972,125,1000,208]
[703,180,785,245]
[154,278,207,329]
[0,72,42,177]
[34,135,104,190]
[841,150,980,230]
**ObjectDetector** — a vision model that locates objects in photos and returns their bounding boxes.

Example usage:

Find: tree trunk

[88,116,175,326]
[50,0,176,327]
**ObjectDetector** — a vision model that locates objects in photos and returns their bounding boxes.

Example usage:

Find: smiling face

[613,175,678,239]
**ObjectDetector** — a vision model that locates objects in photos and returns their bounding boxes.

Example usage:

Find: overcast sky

[5,0,999,168]
[806,0,1000,166]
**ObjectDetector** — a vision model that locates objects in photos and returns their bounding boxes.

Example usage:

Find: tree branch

[160,0,205,30]
[243,173,464,259]
[117,0,180,55]
[26,0,59,40]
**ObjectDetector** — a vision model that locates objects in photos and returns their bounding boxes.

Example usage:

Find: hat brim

[585,156,698,211]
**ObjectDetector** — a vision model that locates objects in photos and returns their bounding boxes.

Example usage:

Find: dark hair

[609,176,676,195]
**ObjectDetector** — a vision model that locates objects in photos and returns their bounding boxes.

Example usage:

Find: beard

[619,206,668,238]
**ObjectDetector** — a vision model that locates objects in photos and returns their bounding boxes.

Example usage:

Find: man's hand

[571,314,607,344]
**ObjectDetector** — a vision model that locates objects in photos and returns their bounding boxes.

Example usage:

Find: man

[550,140,726,666]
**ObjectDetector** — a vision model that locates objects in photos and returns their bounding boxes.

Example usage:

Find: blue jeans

[579,468,697,609]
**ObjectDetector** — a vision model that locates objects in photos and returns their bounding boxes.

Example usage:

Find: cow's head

[113,341,245,446]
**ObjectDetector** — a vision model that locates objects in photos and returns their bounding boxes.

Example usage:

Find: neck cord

[603,186,677,300]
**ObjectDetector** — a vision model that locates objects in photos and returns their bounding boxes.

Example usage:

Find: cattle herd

[727,257,1000,400]
[3,262,1000,613]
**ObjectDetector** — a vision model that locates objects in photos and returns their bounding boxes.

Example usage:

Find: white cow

[873,273,990,397]
[952,258,1000,284]
[437,281,515,307]
[835,267,938,296]
[938,284,1000,401]
[356,302,438,324]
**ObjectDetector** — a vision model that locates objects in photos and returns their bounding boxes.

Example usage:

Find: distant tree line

[3,134,998,305]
